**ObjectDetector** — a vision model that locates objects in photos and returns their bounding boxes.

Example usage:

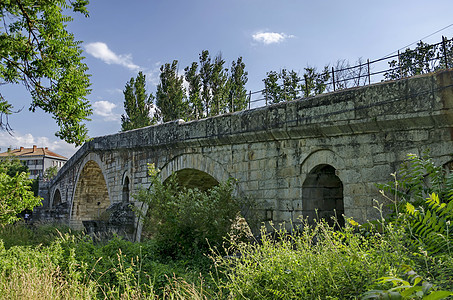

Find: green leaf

[423,291,453,300]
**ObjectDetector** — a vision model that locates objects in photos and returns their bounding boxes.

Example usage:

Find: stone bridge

[40,70,453,240]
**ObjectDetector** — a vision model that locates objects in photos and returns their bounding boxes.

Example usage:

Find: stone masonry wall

[43,70,453,237]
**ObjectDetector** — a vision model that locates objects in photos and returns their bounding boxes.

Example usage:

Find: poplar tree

[184,62,203,119]
[156,60,187,122]
[209,54,228,116]
[262,71,281,104]
[228,57,248,112]
[121,72,153,131]
[262,67,329,103]
[199,50,212,117]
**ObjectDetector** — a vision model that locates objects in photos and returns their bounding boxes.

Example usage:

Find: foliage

[156,60,188,122]
[376,152,453,290]
[0,156,42,225]
[262,66,330,104]
[0,223,73,249]
[362,265,453,299]
[134,163,241,258]
[377,153,453,257]
[403,193,453,255]
[43,165,58,181]
[0,239,97,299]
[302,66,330,97]
[0,171,42,225]
[184,61,203,120]
[384,38,453,80]
[209,54,228,116]
[212,220,411,299]
[121,71,155,131]
[0,154,27,177]
[161,50,249,122]
[0,0,92,145]
[377,152,453,208]
[226,56,248,112]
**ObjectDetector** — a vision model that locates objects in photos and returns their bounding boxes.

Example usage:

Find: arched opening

[71,160,110,229]
[169,168,219,190]
[122,176,130,203]
[302,164,344,227]
[52,189,62,208]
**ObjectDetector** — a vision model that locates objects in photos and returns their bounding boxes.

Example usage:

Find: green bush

[212,220,411,299]
[0,223,74,249]
[135,163,242,258]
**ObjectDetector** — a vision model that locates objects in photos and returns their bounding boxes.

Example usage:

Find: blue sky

[2,0,453,157]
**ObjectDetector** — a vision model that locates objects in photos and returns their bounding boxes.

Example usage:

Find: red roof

[0,145,67,160]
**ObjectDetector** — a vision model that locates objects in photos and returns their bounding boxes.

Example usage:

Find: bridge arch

[50,188,62,208]
[160,153,231,185]
[135,153,247,241]
[70,154,111,229]
[300,150,345,226]
[122,171,131,203]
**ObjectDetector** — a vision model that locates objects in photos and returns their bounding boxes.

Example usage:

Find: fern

[379,152,453,255]
[405,193,453,255]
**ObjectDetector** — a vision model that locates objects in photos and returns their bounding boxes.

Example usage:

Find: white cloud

[85,42,140,71]
[252,31,295,45]
[144,65,161,86]
[92,100,120,122]
[0,131,79,158]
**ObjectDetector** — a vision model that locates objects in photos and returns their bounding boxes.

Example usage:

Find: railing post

[332,67,336,91]
[248,91,251,109]
[304,74,308,97]
[367,59,371,85]
[442,35,449,69]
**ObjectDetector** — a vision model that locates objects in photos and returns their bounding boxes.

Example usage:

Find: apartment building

[0,145,68,179]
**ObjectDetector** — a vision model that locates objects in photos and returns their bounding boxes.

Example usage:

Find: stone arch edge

[134,152,237,242]
[68,152,112,226]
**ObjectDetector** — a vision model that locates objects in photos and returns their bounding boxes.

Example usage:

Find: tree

[302,66,330,97]
[161,51,249,122]
[190,50,247,117]
[0,155,41,225]
[227,57,248,112]
[121,71,154,131]
[0,0,92,145]
[184,62,203,120]
[156,60,187,122]
[0,154,27,177]
[262,69,300,103]
[209,54,228,116]
[262,70,280,104]
[43,165,58,181]
[262,67,330,103]
[281,69,301,101]
[199,50,212,117]
[384,40,452,80]
[332,58,367,90]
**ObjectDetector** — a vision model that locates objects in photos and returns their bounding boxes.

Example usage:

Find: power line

[382,23,453,58]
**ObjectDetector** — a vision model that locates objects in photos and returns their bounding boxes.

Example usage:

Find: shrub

[374,152,453,291]
[134,164,243,258]
[212,220,411,299]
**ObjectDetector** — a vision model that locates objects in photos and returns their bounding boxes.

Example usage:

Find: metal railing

[247,36,453,108]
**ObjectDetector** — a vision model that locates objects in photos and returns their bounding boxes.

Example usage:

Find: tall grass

[210,220,412,299]
[1,153,453,298]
